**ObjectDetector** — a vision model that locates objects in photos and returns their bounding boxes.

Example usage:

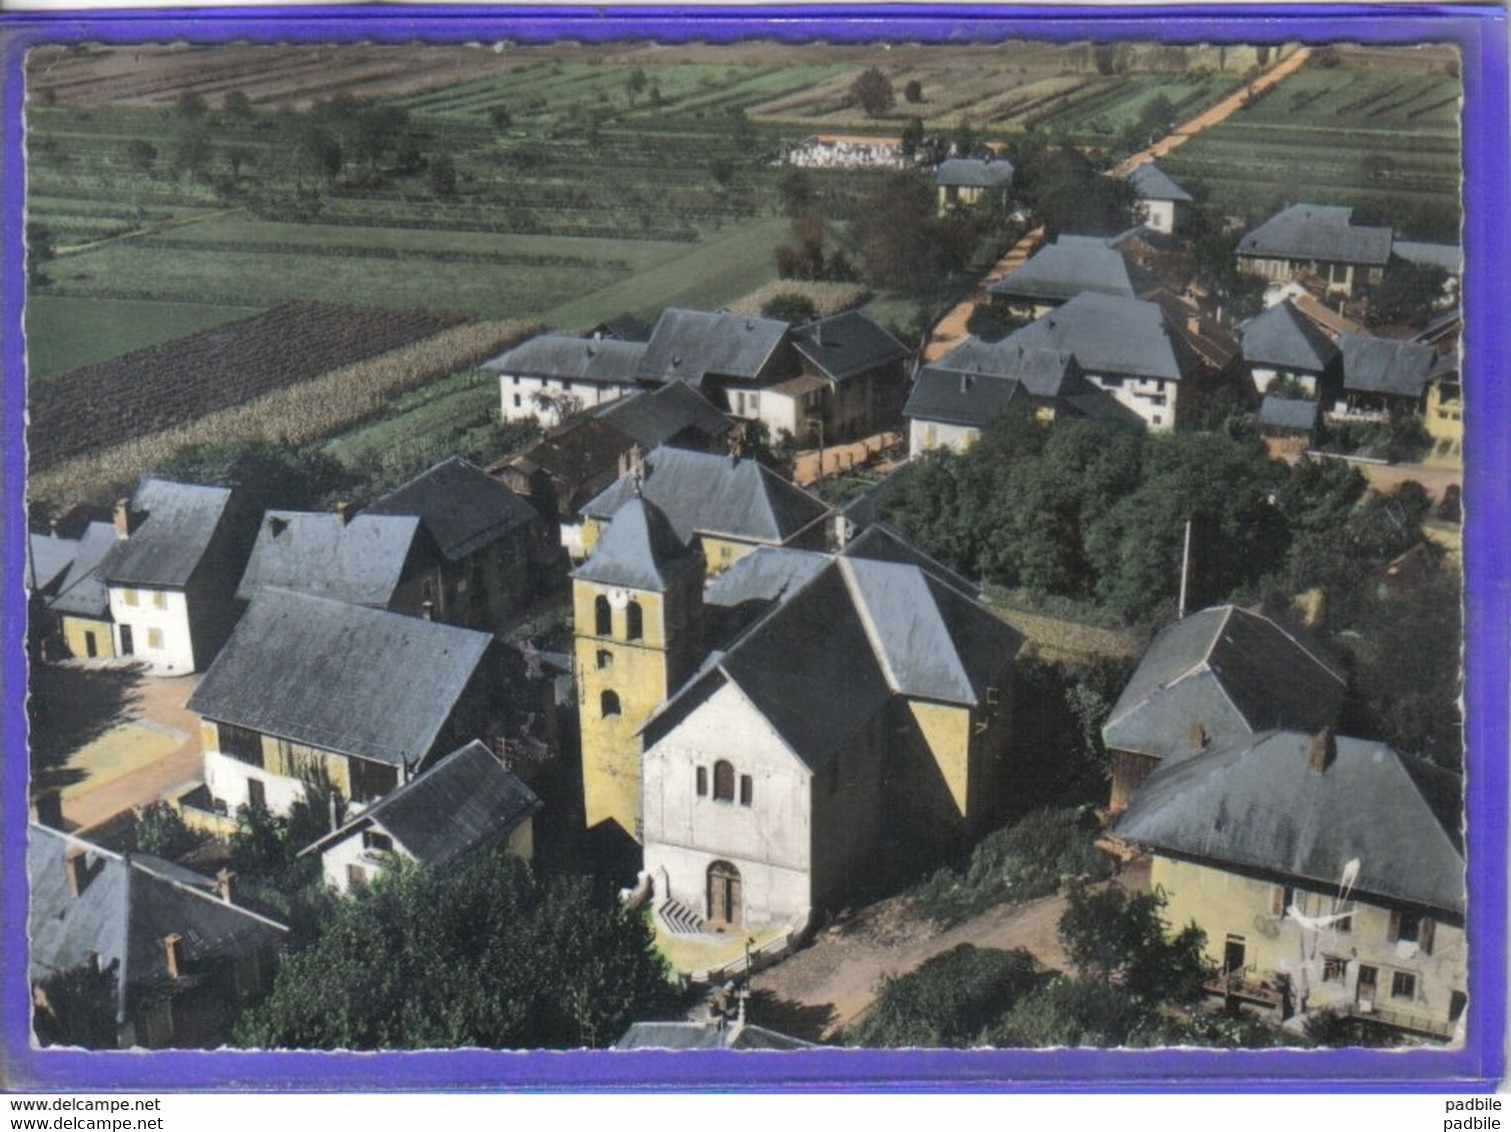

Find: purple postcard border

[0,4,1504,1093]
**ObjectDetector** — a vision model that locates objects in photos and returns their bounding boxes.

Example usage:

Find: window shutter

[1388,908,1401,942]
[1270,885,1284,917]
[1420,917,1436,955]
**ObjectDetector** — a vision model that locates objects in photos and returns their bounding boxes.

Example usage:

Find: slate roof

[1001,292,1199,382]
[28,531,78,595]
[1103,605,1345,764]
[1392,241,1462,274]
[28,825,287,1024]
[367,456,537,562]
[573,496,701,591]
[47,522,118,618]
[636,309,790,386]
[1241,300,1339,373]
[988,240,1146,305]
[583,447,830,547]
[839,523,980,599]
[704,547,831,612]
[235,511,425,608]
[1413,306,1461,346]
[615,1020,818,1050]
[303,741,541,867]
[789,310,910,382]
[645,556,1021,772]
[935,157,1014,189]
[481,334,647,385]
[927,337,1086,396]
[1115,732,1464,916]
[187,589,493,770]
[1125,161,1193,203]
[99,480,236,589]
[1338,334,1437,398]
[904,370,1024,429]
[1237,204,1394,267]
[1258,396,1319,433]
[593,382,734,449]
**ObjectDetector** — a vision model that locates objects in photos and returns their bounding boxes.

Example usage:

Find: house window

[1391,910,1424,944]
[713,760,735,802]
[626,600,643,641]
[362,830,394,854]
[218,722,264,768]
[696,766,707,797]
[1391,971,1417,1001]
[513,394,522,408]
[146,628,164,650]
[595,595,612,636]
[347,864,368,890]
[739,774,753,807]
[1151,414,1163,426]
[601,690,621,718]
[596,649,613,670]
[1270,884,1294,918]
[150,591,167,609]
[1322,955,1347,983]
[1334,909,1353,934]
[1449,991,1467,1023]
[122,588,139,607]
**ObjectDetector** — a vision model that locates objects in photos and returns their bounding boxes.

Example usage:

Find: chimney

[215,868,236,905]
[113,498,133,539]
[86,950,100,975]
[421,600,434,621]
[35,791,64,830]
[267,516,289,538]
[1307,727,1337,774]
[960,373,971,394]
[64,849,89,897]
[1187,316,1201,337]
[1189,722,1207,752]
[334,501,353,526]
[162,934,184,980]
[48,518,59,537]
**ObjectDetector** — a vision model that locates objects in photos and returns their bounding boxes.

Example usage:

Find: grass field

[25,296,261,379]
[1159,63,1461,237]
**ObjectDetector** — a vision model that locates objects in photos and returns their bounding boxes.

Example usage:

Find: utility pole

[1177,516,1193,619]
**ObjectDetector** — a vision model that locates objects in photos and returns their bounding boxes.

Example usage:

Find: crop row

[29,300,468,469]
[30,319,541,510]
[133,235,634,271]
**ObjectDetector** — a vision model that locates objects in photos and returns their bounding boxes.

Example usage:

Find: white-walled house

[1239,298,1340,399]
[98,480,254,676]
[301,741,541,895]
[992,292,1201,430]
[486,334,648,428]
[187,589,497,819]
[1123,161,1193,235]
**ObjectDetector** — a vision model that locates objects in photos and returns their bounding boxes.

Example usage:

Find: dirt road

[753,860,1148,1041]
[925,226,1045,362]
[1111,46,1313,176]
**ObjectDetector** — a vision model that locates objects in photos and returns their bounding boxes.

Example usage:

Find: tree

[760,291,820,325]
[853,171,976,294]
[1058,883,1211,1004]
[624,66,648,105]
[903,79,924,104]
[954,120,979,159]
[171,128,212,182]
[428,152,457,197]
[223,145,255,180]
[232,854,680,1049]
[296,125,343,186]
[175,89,208,122]
[26,221,54,286]
[222,89,255,122]
[129,801,197,860]
[1256,44,1272,67]
[1368,260,1449,328]
[851,67,896,118]
[489,105,513,132]
[777,168,816,217]
[1137,93,1177,138]
[124,138,158,174]
[900,116,926,159]
[153,440,356,512]
[1093,44,1118,75]
[33,964,119,1049]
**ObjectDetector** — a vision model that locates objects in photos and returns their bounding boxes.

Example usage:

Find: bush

[911,807,1111,927]
[848,945,1044,1047]
[129,802,198,860]
[760,292,819,325]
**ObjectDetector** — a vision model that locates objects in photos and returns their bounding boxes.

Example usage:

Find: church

[571,447,1023,934]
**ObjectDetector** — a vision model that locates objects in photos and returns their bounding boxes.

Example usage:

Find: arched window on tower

[595,595,611,636]
[626,599,644,641]
[601,690,621,718]
[596,649,613,670]
[713,759,735,802]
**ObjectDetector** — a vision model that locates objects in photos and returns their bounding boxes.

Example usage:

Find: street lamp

[805,415,825,479]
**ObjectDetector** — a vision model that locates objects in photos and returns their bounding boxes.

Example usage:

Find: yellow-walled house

[572,495,705,839]
[299,741,542,895]
[187,588,499,822]
[935,156,1013,213]
[1425,364,1463,463]
[1236,204,1393,299]
[577,446,831,578]
[44,520,119,661]
[1116,729,1466,1041]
